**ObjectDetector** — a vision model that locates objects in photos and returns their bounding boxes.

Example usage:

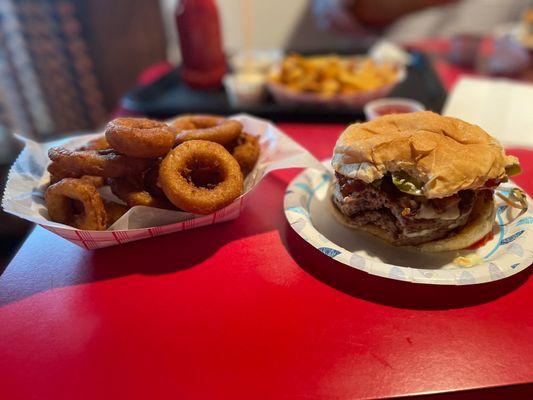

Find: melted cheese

[415,203,460,220]
[403,228,439,238]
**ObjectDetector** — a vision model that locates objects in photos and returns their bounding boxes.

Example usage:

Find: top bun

[332,111,518,198]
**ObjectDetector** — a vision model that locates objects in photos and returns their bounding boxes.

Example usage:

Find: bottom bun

[328,184,496,252]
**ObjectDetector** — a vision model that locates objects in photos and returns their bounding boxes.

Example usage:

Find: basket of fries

[266,54,406,109]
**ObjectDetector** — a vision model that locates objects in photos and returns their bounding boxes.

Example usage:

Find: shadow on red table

[282,223,532,311]
[0,170,290,306]
[0,222,262,307]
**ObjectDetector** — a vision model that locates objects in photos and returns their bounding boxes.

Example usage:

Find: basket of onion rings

[2,114,322,249]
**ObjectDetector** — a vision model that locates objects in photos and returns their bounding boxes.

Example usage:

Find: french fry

[270,54,399,95]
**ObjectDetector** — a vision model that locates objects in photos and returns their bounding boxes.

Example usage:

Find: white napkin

[443,77,533,148]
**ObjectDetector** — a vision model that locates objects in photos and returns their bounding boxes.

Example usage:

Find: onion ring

[77,135,110,151]
[171,117,196,132]
[228,132,260,176]
[79,175,106,188]
[172,115,243,145]
[48,163,106,187]
[48,162,78,182]
[143,164,167,199]
[104,201,130,227]
[105,118,175,158]
[45,178,107,230]
[159,140,243,214]
[109,176,175,209]
[48,147,153,178]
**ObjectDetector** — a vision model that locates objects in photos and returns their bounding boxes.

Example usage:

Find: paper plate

[284,166,533,285]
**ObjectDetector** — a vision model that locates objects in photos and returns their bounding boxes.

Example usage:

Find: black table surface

[121,52,446,123]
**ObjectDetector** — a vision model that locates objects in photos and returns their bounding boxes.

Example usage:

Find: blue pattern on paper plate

[388,266,406,281]
[507,243,523,257]
[319,247,341,258]
[457,271,476,285]
[286,206,308,217]
[483,205,507,259]
[516,217,533,226]
[500,230,525,245]
[488,263,504,280]
[290,218,306,233]
[349,253,366,270]
[294,182,313,196]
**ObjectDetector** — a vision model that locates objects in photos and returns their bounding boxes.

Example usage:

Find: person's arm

[313,0,458,32]
[351,0,458,28]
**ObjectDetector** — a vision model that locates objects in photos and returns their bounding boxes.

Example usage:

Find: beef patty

[332,173,487,245]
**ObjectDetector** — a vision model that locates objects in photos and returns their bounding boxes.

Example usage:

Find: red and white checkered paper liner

[2,114,323,249]
[41,198,246,250]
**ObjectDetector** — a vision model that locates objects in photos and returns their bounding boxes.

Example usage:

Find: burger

[330,111,522,252]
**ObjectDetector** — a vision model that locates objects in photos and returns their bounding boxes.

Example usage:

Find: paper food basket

[2,115,323,249]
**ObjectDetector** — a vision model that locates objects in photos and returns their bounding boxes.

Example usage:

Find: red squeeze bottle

[175,0,227,88]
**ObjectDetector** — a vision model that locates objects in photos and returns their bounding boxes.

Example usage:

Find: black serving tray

[121,52,446,123]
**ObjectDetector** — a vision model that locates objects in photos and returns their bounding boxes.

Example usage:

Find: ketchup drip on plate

[467,230,495,250]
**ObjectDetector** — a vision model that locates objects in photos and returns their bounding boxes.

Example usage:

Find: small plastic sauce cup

[223,72,267,107]
[364,98,425,120]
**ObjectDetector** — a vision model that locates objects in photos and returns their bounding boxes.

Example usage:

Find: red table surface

[1,123,532,400]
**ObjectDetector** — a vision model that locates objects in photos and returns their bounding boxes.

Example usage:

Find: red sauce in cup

[364,98,425,120]
[374,104,415,116]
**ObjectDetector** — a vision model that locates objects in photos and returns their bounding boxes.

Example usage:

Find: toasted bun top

[332,111,518,198]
